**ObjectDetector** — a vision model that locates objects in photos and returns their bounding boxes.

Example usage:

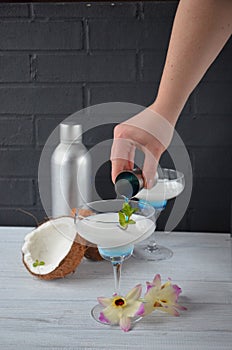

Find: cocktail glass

[133,169,185,261]
[76,199,156,324]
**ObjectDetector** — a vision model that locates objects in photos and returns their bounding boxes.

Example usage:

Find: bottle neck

[60,138,82,145]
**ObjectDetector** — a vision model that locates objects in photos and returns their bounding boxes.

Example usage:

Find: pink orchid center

[113,296,127,308]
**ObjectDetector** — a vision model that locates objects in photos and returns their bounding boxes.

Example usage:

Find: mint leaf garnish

[119,211,127,227]
[33,259,39,267]
[33,260,45,267]
[118,202,138,229]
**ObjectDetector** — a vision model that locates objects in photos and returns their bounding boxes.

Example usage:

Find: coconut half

[22,217,86,280]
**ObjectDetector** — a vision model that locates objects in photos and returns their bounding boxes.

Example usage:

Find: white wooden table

[0,227,232,350]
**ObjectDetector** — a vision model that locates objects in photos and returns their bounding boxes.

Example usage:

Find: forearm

[151,0,232,124]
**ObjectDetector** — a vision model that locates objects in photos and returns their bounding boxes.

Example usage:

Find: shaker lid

[60,123,82,143]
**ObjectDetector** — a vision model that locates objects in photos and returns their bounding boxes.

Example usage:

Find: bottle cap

[60,123,82,143]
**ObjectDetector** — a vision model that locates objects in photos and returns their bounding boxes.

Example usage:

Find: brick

[75,103,145,127]
[0,21,82,50]
[189,207,230,233]
[190,178,231,210]
[88,83,159,106]
[0,55,30,82]
[159,149,176,170]
[191,147,232,178]
[36,53,136,82]
[141,52,165,82]
[35,116,66,146]
[36,114,119,148]
[175,115,232,146]
[159,145,193,179]
[141,51,192,113]
[83,123,116,147]
[0,179,34,206]
[195,82,232,114]
[34,179,47,209]
[0,116,33,146]
[0,149,41,177]
[89,19,172,50]
[33,2,137,18]
[202,39,232,82]
[0,4,29,18]
[0,207,47,226]
[0,87,83,114]
[143,1,178,18]
[88,144,114,184]
[141,20,172,50]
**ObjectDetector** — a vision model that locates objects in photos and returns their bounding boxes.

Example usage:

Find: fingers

[110,126,161,188]
[110,108,174,188]
[111,159,134,184]
[110,138,135,183]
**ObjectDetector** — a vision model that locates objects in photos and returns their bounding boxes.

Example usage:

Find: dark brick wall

[0,1,231,232]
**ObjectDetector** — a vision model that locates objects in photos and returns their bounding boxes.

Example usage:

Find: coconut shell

[22,215,88,280]
[23,234,86,280]
[84,245,103,261]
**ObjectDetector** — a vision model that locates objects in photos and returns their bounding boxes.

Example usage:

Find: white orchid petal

[125,284,142,302]
[119,316,131,332]
[103,306,121,325]
[123,301,143,317]
[152,274,161,287]
[97,297,112,307]
[143,302,155,316]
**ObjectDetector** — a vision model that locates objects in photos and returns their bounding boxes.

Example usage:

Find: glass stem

[112,261,122,294]
[146,232,158,252]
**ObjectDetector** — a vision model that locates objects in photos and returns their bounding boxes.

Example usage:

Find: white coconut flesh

[22,217,77,275]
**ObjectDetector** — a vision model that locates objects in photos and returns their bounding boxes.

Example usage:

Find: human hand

[110,107,174,189]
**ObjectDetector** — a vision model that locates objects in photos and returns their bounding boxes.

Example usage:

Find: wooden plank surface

[0,227,232,349]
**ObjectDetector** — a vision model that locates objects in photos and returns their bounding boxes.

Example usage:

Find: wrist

[148,100,180,127]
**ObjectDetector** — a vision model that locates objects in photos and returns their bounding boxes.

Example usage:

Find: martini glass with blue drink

[115,168,185,261]
[76,199,155,324]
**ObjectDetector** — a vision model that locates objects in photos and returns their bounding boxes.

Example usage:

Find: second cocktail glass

[133,169,185,261]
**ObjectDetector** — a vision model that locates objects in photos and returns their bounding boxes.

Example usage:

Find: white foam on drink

[137,180,184,202]
[76,213,155,248]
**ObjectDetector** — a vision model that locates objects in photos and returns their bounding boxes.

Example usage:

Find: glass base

[133,241,173,261]
[91,304,142,326]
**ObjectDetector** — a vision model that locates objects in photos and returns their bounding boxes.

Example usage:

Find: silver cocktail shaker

[51,122,91,217]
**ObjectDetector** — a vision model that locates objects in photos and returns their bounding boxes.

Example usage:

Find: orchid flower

[142,274,187,317]
[97,284,144,332]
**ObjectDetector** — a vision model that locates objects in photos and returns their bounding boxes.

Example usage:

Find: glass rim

[158,168,184,182]
[77,198,156,224]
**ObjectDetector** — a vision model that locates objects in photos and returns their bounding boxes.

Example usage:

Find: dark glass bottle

[115,168,144,199]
